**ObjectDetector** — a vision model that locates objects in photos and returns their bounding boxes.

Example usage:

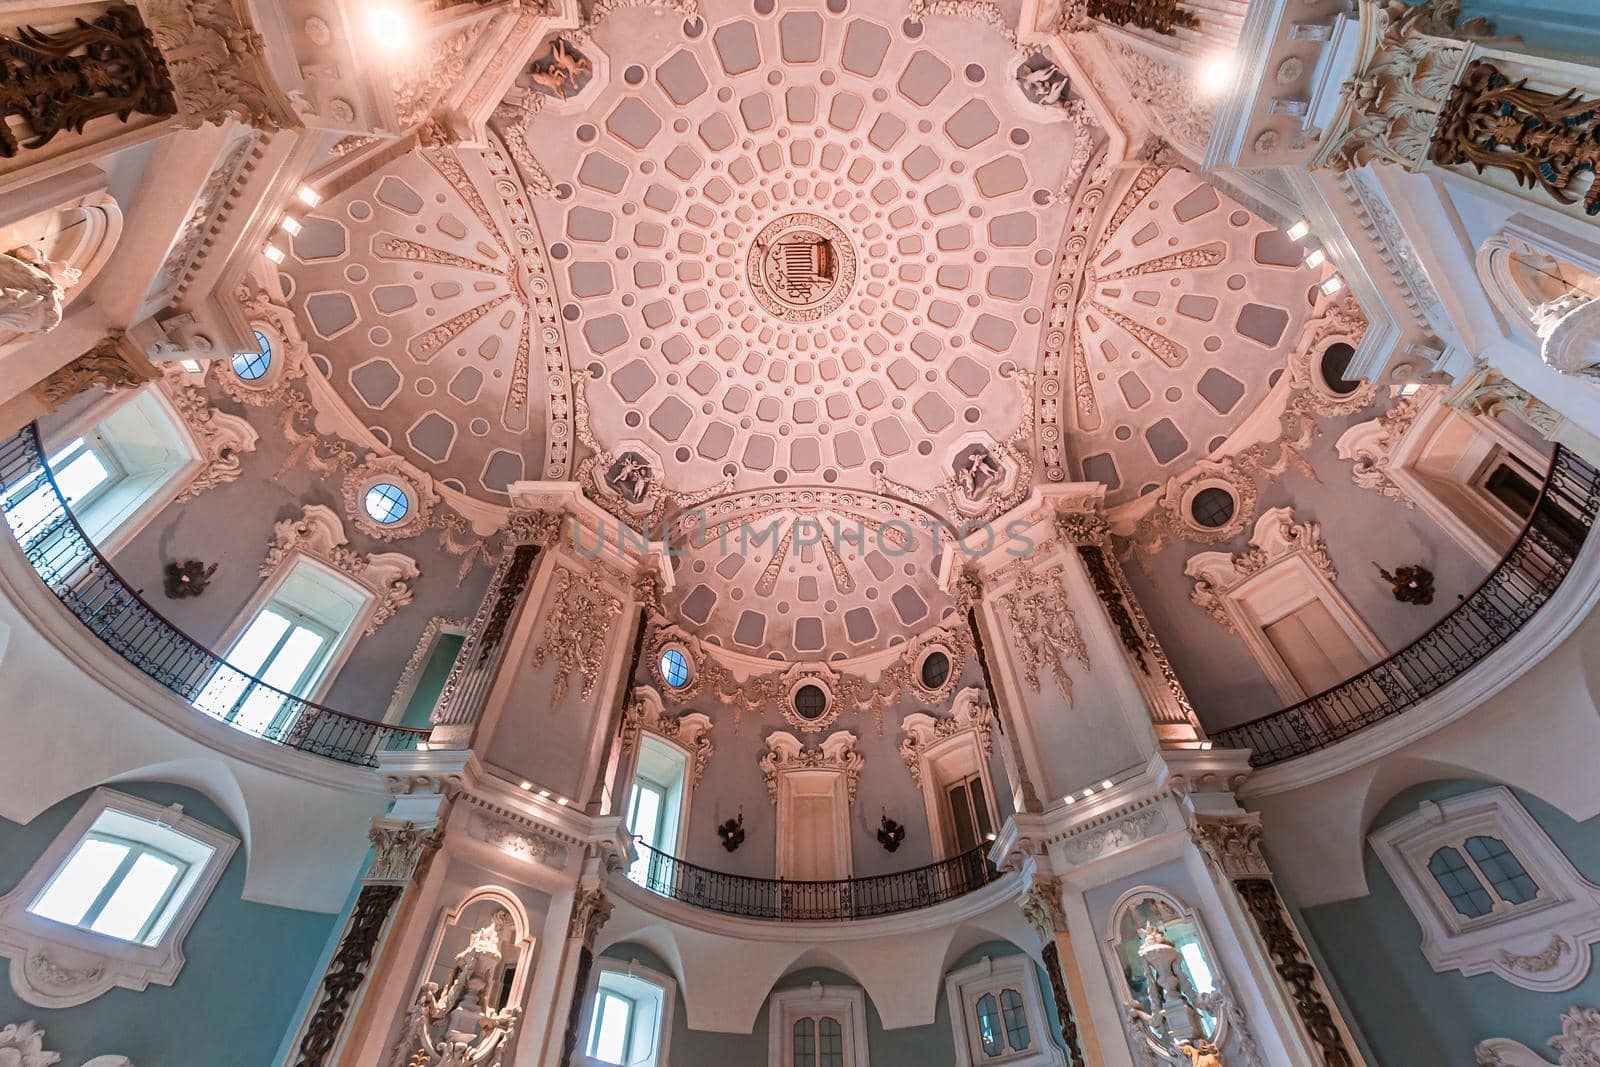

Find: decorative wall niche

[390,889,534,1067]
[1371,786,1600,992]
[761,731,862,882]
[1186,507,1384,703]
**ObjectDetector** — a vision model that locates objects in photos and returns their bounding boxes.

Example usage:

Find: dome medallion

[748,212,857,323]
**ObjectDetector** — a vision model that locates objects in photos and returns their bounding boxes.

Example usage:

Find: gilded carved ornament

[34,334,159,411]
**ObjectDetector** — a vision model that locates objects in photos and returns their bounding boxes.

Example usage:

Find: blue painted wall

[1300,780,1600,1065]
[1456,0,1600,58]
[0,782,339,1067]
[599,939,1067,1065]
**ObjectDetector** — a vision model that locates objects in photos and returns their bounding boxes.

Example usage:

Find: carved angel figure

[0,246,80,335]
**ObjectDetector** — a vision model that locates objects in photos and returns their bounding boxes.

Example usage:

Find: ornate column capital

[34,332,160,411]
[1020,875,1069,946]
[1190,814,1271,881]
[366,820,444,885]
[566,886,612,950]
[505,506,564,547]
[139,0,301,131]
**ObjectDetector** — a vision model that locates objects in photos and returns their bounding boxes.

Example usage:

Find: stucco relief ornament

[761,731,864,803]
[567,887,612,949]
[1189,815,1271,880]
[1477,1004,1600,1066]
[899,693,993,786]
[621,693,715,785]
[1186,508,1336,633]
[530,565,624,704]
[0,247,79,336]
[996,561,1090,699]
[160,367,258,503]
[142,0,301,131]
[1336,393,1424,507]
[0,1020,62,1067]
[393,912,520,1067]
[262,505,420,633]
[367,821,443,884]
[35,334,160,410]
[1020,877,1069,944]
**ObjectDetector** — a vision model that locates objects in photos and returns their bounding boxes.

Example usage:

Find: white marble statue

[0,247,81,336]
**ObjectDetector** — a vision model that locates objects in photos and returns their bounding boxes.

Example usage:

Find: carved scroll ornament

[529,565,624,705]
[1432,61,1600,217]
[0,5,176,158]
[140,0,300,131]
[761,730,863,804]
[34,334,159,410]
[261,505,420,634]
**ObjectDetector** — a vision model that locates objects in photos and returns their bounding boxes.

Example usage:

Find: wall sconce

[877,813,906,853]
[717,813,745,852]
[1375,562,1435,605]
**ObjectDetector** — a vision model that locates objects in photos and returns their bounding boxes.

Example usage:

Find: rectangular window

[3,436,121,544]
[626,776,668,882]
[946,773,994,854]
[28,808,214,946]
[1482,458,1540,519]
[587,988,635,1065]
[193,559,366,735]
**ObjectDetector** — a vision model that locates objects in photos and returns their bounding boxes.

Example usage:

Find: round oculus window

[1319,342,1362,396]
[660,647,690,688]
[793,684,829,721]
[364,482,410,525]
[232,330,273,380]
[1190,487,1236,529]
[919,650,951,690]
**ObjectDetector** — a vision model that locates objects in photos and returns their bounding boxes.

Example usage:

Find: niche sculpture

[393,910,521,1067]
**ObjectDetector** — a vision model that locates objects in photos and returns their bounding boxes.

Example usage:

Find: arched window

[976,993,1003,1055]
[1000,988,1030,1051]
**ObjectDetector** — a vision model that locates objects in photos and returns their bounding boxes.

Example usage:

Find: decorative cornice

[621,691,715,786]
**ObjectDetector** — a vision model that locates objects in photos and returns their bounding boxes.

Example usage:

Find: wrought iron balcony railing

[0,424,426,767]
[1213,445,1600,767]
[628,841,1003,921]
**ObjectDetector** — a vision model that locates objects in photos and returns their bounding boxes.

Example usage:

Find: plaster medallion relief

[262,505,421,633]
[748,212,856,324]
[465,810,570,870]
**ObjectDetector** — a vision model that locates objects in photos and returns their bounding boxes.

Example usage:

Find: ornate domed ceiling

[271,0,1333,663]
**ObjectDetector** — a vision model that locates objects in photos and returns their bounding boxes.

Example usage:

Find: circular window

[1191,487,1236,529]
[232,330,273,380]
[364,482,411,525]
[793,684,829,721]
[1319,342,1362,395]
[659,647,690,688]
[920,650,951,690]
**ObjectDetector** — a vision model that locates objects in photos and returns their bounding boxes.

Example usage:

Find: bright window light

[588,988,634,1064]
[279,216,303,236]
[29,814,205,946]
[1398,382,1422,396]
[178,358,204,374]
[1197,55,1235,96]
[365,6,414,52]
[1320,275,1347,296]
[364,482,411,524]
[1180,942,1216,996]
[1286,219,1311,242]
[297,186,322,208]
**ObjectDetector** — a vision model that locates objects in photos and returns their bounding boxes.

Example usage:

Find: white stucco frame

[0,787,237,1008]
[944,953,1066,1067]
[578,955,677,1067]
[1370,785,1600,992]
[768,982,871,1067]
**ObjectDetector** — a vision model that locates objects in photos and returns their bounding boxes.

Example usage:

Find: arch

[1476,232,1600,342]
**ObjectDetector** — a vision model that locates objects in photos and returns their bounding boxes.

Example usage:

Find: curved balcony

[630,842,1001,921]
[0,424,426,767]
[1213,445,1600,767]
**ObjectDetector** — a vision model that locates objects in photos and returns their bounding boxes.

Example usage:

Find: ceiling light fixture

[279,216,303,236]
[519,780,531,790]
[1063,795,1076,804]
[365,6,414,53]
[1197,55,1236,97]
[1286,219,1312,242]
[538,789,550,798]
[178,359,203,373]
[557,797,570,807]
[1320,275,1347,296]
[1303,248,1326,270]
[1100,779,1114,790]
[1081,787,1094,799]
[262,244,285,264]
[296,185,322,208]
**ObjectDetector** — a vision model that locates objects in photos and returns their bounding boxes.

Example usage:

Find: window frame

[901,690,1000,860]
[39,385,207,556]
[580,957,677,1067]
[944,954,1065,1067]
[0,787,237,1008]
[768,983,869,1067]
[1370,785,1600,991]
